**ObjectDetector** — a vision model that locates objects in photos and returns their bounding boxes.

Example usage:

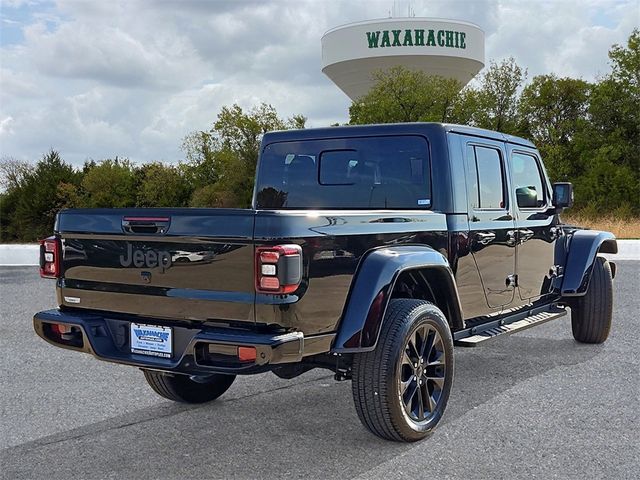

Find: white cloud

[0,67,43,98]
[0,116,15,136]
[2,0,41,7]
[485,0,638,80]
[0,0,636,166]
[23,17,207,89]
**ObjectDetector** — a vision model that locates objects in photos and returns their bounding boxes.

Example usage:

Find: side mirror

[516,186,538,208]
[552,182,574,210]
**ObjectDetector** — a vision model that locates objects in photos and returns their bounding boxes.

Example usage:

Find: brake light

[39,236,62,279]
[255,244,302,294]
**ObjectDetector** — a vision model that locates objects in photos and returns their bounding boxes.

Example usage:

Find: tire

[142,370,235,404]
[570,256,613,344]
[351,299,454,442]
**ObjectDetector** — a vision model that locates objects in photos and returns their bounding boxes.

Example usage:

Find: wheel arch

[561,230,617,297]
[332,245,463,353]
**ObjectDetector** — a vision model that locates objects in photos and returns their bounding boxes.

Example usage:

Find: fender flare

[332,245,463,353]
[561,230,617,296]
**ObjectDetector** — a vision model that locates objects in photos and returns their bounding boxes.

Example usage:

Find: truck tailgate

[56,208,256,323]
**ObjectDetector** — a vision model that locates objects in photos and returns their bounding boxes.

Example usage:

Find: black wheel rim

[398,323,446,423]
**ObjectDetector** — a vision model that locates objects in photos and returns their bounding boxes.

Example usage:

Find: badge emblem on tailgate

[119,244,172,272]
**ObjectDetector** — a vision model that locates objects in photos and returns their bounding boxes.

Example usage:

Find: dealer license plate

[130,323,173,358]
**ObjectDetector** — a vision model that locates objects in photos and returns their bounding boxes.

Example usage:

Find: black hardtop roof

[261,122,536,149]
[444,124,536,148]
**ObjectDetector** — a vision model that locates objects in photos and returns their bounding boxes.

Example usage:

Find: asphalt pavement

[1,263,639,479]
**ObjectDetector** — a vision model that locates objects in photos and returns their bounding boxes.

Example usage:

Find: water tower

[321,18,485,100]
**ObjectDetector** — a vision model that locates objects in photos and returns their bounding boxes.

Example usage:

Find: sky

[0,0,638,167]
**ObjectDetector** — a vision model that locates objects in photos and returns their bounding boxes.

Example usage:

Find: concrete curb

[602,239,640,261]
[1,240,638,266]
[0,244,40,266]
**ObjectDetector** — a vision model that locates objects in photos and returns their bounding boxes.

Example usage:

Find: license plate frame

[130,322,173,358]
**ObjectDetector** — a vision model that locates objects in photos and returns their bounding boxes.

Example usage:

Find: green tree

[80,158,137,208]
[472,57,526,133]
[349,66,463,124]
[609,28,640,90]
[573,149,638,214]
[8,150,81,241]
[189,183,235,208]
[347,60,527,132]
[0,193,16,242]
[448,87,480,125]
[518,75,591,180]
[0,157,33,192]
[0,157,34,241]
[55,182,83,209]
[180,131,218,190]
[574,29,640,213]
[136,162,190,207]
[183,103,306,208]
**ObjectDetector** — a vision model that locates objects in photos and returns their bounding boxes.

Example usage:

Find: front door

[465,141,517,310]
[506,147,560,303]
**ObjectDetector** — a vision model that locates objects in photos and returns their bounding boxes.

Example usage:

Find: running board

[454,307,567,347]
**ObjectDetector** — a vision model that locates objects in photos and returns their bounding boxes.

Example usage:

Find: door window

[511,152,546,208]
[467,145,506,210]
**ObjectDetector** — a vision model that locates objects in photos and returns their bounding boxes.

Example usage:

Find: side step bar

[454,306,567,347]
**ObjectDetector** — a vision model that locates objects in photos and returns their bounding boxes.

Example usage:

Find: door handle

[518,229,534,242]
[475,232,496,245]
[122,216,170,235]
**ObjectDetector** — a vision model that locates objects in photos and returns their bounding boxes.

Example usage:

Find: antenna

[389,0,415,18]
[387,0,416,18]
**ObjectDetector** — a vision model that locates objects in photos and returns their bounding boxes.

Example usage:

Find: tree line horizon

[1,29,638,242]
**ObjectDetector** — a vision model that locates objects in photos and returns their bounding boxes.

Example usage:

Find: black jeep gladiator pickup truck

[35,123,617,442]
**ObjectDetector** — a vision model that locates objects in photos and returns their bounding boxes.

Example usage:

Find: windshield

[255,135,431,209]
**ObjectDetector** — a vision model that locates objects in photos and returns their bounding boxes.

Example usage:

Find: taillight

[39,236,62,279]
[255,244,302,294]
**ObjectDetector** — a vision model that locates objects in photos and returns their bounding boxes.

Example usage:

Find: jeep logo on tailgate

[120,244,172,271]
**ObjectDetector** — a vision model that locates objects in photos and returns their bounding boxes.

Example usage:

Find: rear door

[57,208,256,323]
[464,140,517,310]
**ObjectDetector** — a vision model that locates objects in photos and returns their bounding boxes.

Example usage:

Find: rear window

[255,136,431,209]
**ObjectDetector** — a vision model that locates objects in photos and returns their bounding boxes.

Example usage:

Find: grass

[562,214,640,239]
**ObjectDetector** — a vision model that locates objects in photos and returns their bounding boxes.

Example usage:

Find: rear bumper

[33,309,334,375]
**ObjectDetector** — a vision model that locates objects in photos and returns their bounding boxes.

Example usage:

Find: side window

[511,152,546,208]
[472,145,505,210]
[466,145,479,209]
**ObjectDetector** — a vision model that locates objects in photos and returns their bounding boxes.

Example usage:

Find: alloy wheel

[398,323,446,423]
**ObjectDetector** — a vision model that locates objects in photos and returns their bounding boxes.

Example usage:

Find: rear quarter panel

[254,210,449,336]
